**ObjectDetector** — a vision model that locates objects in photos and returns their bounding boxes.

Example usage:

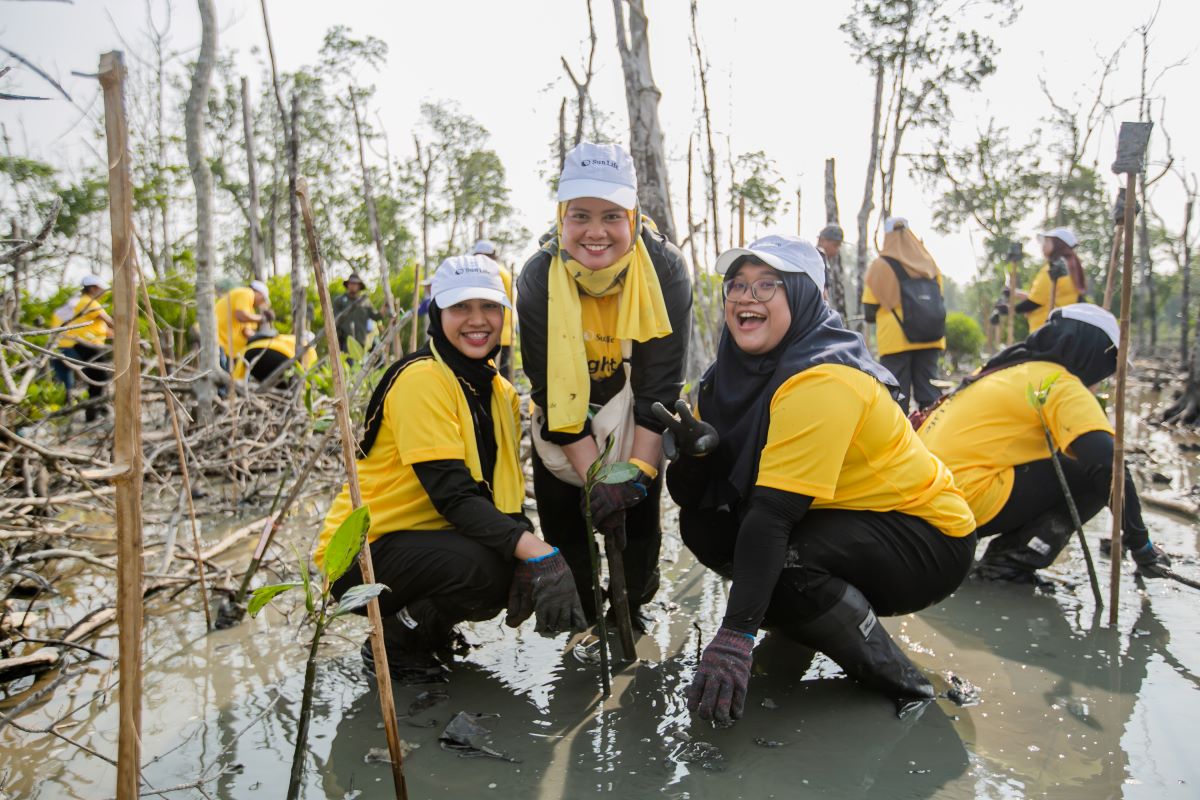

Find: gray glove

[651,400,719,460]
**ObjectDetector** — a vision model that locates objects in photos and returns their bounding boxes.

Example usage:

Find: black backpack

[883,256,945,343]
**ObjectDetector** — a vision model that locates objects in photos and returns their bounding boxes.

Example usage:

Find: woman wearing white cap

[49,274,114,421]
[861,217,947,411]
[316,255,585,684]
[1013,227,1086,330]
[918,303,1170,585]
[517,141,692,627]
[659,235,975,725]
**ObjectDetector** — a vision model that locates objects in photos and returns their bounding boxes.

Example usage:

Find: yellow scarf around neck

[545,204,673,433]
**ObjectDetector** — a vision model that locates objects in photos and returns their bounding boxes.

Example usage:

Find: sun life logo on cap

[580,159,619,170]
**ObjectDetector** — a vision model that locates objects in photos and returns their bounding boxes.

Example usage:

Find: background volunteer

[470,239,517,378]
[919,304,1170,585]
[214,279,273,377]
[664,235,976,726]
[862,217,947,411]
[243,330,317,385]
[50,273,114,421]
[331,272,384,352]
[1013,227,1087,330]
[316,255,585,684]
[516,141,692,628]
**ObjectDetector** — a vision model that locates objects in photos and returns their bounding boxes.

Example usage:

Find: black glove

[505,548,587,634]
[651,400,719,461]
[583,477,649,548]
[1049,257,1069,281]
[1131,542,1171,577]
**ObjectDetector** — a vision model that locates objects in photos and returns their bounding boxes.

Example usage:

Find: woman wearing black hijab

[316,255,584,684]
[658,235,977,726]
[919,304,1171,585]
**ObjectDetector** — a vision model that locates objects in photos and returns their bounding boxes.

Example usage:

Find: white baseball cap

[1052,303,1119,348]
[715,235,826,292]
[250,279,270,298]
[1039,227,1079,248]
[81,273,105,288]
[884,216,909,233]
[557,142,638,210]
[431,254,512,310]
[471,239,497,256]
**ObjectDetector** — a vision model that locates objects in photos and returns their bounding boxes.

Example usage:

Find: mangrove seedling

[1026,373,1104,608]
[248,505,386,800]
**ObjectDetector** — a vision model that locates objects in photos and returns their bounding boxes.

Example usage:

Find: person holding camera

[1010,228,1086,330]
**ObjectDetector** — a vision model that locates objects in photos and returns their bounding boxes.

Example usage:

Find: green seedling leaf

[1026,383,1040,410]
[248,582,302,617]
[312,417,333,433]
[292,544,315,615]
[323,505,371,584]
[347,335,365,364]
[1040,372,1060,393]
[332,582,389,618]
[599,461,640,485]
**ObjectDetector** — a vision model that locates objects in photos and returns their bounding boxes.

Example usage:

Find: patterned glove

[583,476,648,548]
[687,627,755,724]
[505,548,587,634]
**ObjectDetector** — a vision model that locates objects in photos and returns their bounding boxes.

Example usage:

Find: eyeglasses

[723,278,786,303]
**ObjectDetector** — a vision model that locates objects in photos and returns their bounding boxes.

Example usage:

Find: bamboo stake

[1109,170,1138,625]
[99,50,144,800]
[137,268,211,630]
[296,177,408,799]
[1103,226,1124,310]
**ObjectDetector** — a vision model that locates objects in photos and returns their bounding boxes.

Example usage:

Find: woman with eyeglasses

[918,303,1170,586]
[657,235,976,726]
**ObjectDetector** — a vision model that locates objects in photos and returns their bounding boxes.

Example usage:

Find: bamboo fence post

[137,270,211,630]
[296,177,408,799]
[100,50,144,800]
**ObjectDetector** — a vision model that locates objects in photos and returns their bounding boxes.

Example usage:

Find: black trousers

[976,458,1107,561]
[71,343,110,421]
[881,348,941,411]
[682,506,976,631]
[531,446,663,621]
[331,530,513,624]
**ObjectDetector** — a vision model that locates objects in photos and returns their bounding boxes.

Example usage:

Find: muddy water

[3,495,1197,800]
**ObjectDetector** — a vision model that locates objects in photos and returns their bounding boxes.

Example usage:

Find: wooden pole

[1103,226,1124,310]
[738,194,745,247]
[1108,171,1138,625]
[296,177,408,799]
[240,76,265,282]
[100,50,144,800]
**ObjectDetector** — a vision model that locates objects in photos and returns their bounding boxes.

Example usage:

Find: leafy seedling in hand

[248,505,386,800]
[1026,374,1104,608]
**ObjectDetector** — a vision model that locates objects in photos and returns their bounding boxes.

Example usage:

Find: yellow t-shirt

[756,364,975,537]
[862,276,946,356]
[215,287,258,360]
[313,354,525,567]
[917,361,1113,526]
[580,293,622,382]
[58,295,110,348]
[1025,265,1081,329]
[499,267,515,347]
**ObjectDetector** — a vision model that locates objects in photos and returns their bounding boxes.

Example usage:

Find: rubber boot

[975,508,1073,587]
[361,600,453,685]
[790,583,935,718]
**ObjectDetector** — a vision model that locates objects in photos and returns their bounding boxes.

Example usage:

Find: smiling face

[561,198,634,271]
[439,298,504,359]
[725,261,792,355]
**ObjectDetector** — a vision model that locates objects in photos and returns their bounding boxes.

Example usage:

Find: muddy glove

[687,627,755,725]
[505,548,587,634]
[652,400,719,461]
[1132,542,1172,577]
[583,476,648,548]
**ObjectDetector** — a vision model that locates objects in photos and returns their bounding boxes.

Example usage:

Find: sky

[3,0,1199,286]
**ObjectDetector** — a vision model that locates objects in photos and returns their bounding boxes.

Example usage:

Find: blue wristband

[525,546,560,564]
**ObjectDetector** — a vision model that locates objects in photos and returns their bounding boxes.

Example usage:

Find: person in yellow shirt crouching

[315,254,585,684]
[243,329,316,387]
[661,235,976,726]
[215,279,273,377]
[918,304,1170,587]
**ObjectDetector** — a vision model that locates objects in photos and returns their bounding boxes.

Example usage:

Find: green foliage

[321,505,371,585]
[331,583,388,618]
[1025,371,1061,411]
[944,312,986,370]
[248,582,303,617]
[731,151,785,228]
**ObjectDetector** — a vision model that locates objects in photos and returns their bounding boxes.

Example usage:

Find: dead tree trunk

[612,0,677,243]
[288,94,305,345]
[854,62,885,323]
[1182,197,1194,367]
[689,0,720,265]
[241,77,266,282]
[185,0,219,425]
[1138,170,1155,349]
[824,157,847,319]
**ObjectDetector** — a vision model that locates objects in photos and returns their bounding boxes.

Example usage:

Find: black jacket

[517,226,692,444]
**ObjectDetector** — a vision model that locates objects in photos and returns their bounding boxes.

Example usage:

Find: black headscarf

[698,260,899,508]
[973,312,1117,389]
[358,303,502,487]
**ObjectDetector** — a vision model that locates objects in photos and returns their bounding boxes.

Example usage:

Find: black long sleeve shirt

[1068,430,1149,550]
[516,227,693,445]
[412,459,532,559]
